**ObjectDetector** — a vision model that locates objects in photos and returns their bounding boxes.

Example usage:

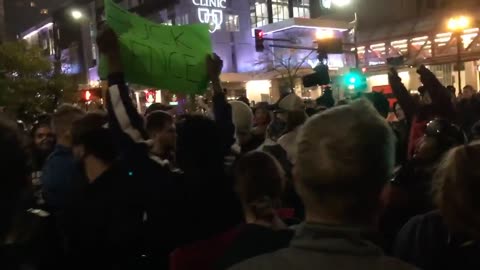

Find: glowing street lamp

[447,15,472,92]
[71,10,83,20]
[316,29,335,40]
[447,16,471,31]
[332,0,352,7]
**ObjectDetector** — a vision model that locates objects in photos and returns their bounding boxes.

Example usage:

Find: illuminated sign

[192,0,227,8]
[192,0,227,33]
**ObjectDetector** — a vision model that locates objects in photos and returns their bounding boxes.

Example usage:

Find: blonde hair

[295,99,395,222]
[433,142,480,238]
[52,104,85,136]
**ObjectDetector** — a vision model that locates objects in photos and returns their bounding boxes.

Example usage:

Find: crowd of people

[2,28,480,270]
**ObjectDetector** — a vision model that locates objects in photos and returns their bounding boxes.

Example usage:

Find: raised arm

[417,65,455,119]
[97,28,150,154]
[208,54,236,152]
[388,68,417,123]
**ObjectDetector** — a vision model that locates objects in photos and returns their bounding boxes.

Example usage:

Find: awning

[259,17,351,34]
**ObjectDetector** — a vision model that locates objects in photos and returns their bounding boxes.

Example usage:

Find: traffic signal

[316,38,343,61]
[343,68,367,92]
[145,91,155,103]
[303,64,331,87]
[254,29,265,52]
[317,38,343,54]
[81,89,102,102]
[84,90,92,101]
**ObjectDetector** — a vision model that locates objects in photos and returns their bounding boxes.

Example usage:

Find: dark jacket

[229,223,418,270]
[216,224,294,270]
[170,224,293,270]
[106,73,242,268]
[1,209,65,270]
[170,227,241,270]
[456,96,480,137]
[175,171,242,245]
[391,120,409,165]
[106,73,181,269]
[62,162,143,270]
[394,211,480,270]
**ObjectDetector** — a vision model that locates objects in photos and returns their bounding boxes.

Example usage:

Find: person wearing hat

[230,101,265,154]
[274,93,307,165]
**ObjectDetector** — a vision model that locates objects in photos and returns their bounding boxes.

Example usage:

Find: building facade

[24,0,480,106]
[307,0,480,92]
[141,0,350,102]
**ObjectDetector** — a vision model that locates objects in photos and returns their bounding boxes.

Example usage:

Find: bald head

[295,99,395,224]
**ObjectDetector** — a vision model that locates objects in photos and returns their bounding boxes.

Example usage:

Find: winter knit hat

[230,101,254,134]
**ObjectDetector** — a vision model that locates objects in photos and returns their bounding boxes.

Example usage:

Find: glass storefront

[250,0,310,28]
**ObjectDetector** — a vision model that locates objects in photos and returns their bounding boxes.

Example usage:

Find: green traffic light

[343,70,367,91]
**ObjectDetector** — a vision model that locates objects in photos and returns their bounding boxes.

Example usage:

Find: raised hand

[96,27,120,55]
[96,27,122,73]
[388,67,401,83]
[206,53,223,83]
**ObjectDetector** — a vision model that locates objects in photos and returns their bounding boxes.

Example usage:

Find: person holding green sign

[97,27,242,269]
[99,0,213,94]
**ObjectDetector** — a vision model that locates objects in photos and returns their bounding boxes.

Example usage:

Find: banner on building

[99,0,213,94]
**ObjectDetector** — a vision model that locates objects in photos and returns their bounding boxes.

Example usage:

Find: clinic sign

[192,0,227,33]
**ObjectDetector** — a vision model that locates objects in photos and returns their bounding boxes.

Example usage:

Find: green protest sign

[99,0,212,94]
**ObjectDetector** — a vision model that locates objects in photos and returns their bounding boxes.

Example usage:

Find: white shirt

[278,126,301,164]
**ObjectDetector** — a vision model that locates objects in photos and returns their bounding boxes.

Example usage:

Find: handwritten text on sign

[100,0,213,94]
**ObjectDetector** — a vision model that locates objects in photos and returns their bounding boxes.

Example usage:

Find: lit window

[226,15,240,32]
[251,2,269,28]
[177,14,189,26]
[272,0,289,23]
[40,9,48,15]
[293,0,310,18]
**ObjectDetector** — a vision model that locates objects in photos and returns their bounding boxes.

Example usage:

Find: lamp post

[447,15,471,93]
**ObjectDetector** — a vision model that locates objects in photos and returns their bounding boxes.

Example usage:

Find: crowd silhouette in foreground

[2,28,480,270]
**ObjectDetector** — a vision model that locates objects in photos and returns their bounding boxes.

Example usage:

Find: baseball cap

[270,93,305,113]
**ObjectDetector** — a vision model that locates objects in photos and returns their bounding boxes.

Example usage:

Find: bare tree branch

[293,49,315,76]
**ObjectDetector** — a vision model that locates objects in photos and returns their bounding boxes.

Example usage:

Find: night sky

[5,0,65,37]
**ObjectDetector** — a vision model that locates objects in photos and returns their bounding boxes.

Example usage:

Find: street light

[447,15,471,92]
[329,0,358,68]
[332,0,352,7]
[447,16,470,32]
[316,29,335,40]
[71,10,83,20]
